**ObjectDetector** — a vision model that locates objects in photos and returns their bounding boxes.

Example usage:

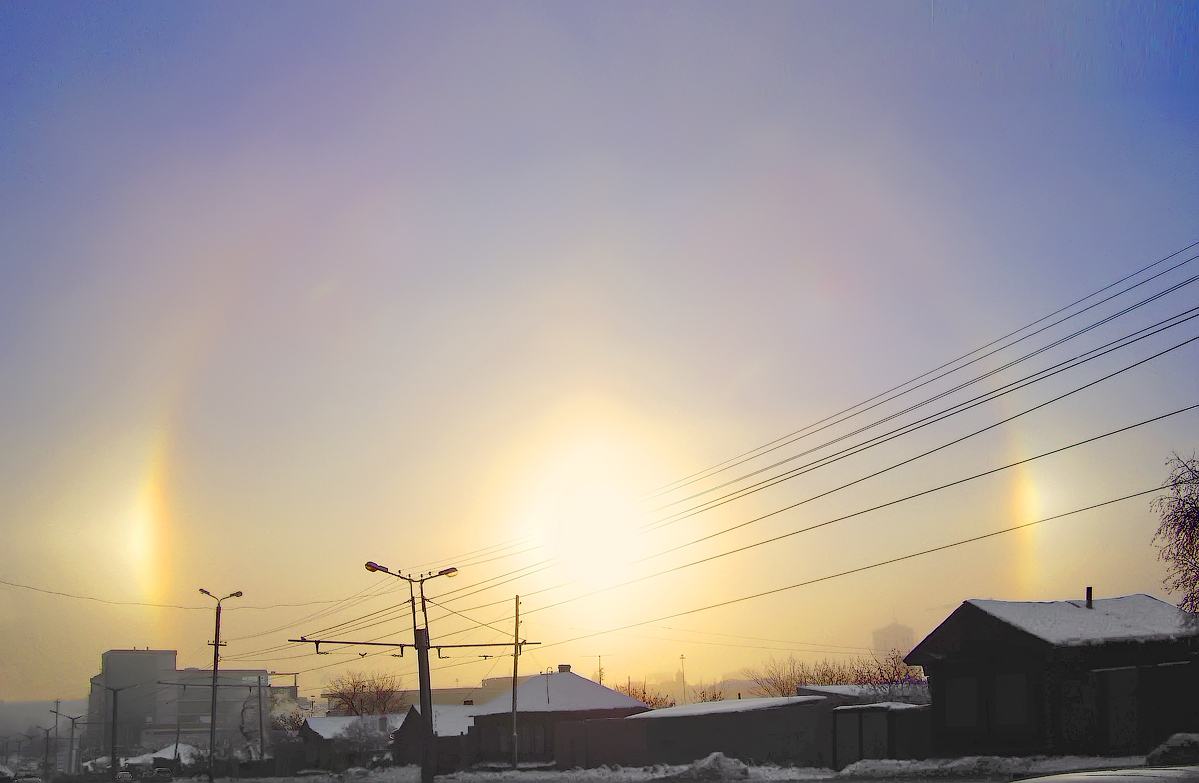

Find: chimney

[558,664,571,673]
[1086,586,1093,609]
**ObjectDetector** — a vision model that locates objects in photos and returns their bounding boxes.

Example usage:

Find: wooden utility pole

[292,574,538,782]
[510,595,520,770]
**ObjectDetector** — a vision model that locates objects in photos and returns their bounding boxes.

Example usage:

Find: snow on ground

[838,755,1146,778]
[192,752,1149,783]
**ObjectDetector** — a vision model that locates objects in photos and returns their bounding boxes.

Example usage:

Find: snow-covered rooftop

[627,695,825,719]
[795,684,875,698]
[833,701,927,712]
[472,670,646,715]
[305,714,406,739]
[124,743,204,766]
[967,594,1198,646]
[403,704,477,737]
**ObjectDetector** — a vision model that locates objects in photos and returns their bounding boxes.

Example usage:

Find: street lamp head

[439,567,459,578]
[199,588,213,597]
[365,561,390,573]
[229,591,243,599]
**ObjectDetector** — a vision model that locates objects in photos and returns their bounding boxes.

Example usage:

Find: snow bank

[664,753,748,780]
[838,755,1145,778]
[1147,734,1199,766]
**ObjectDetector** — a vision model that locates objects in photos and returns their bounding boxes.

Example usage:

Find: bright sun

[510,427,651,590]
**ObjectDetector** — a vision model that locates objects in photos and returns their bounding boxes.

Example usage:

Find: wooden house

[906,593,1199,757]
[470,665,648,762]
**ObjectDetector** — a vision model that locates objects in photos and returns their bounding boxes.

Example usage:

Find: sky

[1,1,1198,705]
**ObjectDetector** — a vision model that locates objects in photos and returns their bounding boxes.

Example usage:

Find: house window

[993,672,1028,727]
[944,676,977,728]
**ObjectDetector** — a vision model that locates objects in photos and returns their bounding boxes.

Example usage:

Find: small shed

[907,593,1199,757]
[390,704,478,772]
[299,714,405,770]
[471,665,648,762]
[834,702,930,768]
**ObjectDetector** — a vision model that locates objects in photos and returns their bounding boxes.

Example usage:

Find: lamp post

[51,711,84,776]
[364,562,457,783]
[199,589,242,783]
[35,726,52,782]
[91,683,134,782]
[21,734,37,773]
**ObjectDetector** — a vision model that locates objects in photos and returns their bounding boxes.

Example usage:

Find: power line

[644,240,1199,500]
[537,487,1163,650]
[646,283,1199,521]
[644,326,1199,535]
[467,399,1198,633]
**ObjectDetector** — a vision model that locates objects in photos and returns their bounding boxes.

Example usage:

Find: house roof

[402,703,477,737]
[626,695,824,719]
[471,670,647,715]
[795,684,876,698]
[304,714,406,740]
[966,594,1197,646]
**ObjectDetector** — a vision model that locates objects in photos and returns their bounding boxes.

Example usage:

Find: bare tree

[1153,453,1199,611]
[613,680,676,709]
[743,651,926,699]
[270,694,311,731]
[693,682,725,703]
[325,670,407,716]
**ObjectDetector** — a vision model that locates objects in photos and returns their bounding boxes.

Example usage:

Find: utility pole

[294,569,538,783]
[200,589,243,783]
[51,711,83,776]
[679,655,686,705]
[256,676,266,762]
[511,596,520,770]
[36,726,51,782]
[174,687,183,771]
[53,699,60,776]
[580,655,610,686]
[92,682,131,783]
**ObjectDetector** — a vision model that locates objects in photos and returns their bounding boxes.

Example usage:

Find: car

[142,769,173,782]
[115,772,134,782]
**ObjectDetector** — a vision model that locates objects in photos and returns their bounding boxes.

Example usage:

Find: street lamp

[363,562,457,783]
[51,711,84,777]
[34,726,52,782]
[199,589,242,783]
[91,683,134,783]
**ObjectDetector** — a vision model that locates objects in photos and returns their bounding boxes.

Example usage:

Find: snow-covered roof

[402,704,477,737]
[305,714,406,739]
[967,594,1199,646]
[123,744,204,767]
[626,695,825,719]
[833,701,927,712]
[795,684,875,698]
[472,671,646,715]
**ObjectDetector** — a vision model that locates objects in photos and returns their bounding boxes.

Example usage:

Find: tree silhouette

[1153,453,1199,611]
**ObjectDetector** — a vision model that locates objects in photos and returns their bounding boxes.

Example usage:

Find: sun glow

[500,407,671,593]
[126,431,172,608]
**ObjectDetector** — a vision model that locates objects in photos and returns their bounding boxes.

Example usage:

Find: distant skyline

[1,1,1197,702]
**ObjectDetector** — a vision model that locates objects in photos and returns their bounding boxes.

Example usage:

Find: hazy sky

[2,2,1197,704]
